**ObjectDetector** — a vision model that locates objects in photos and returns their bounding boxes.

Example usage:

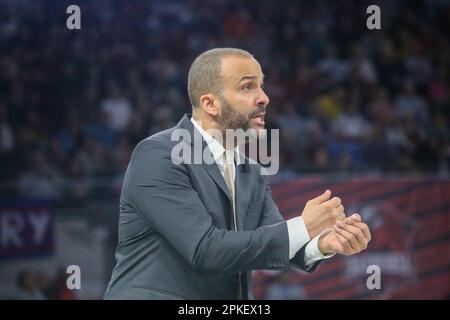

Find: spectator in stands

[0,0,447,202]
[12,271,46,300]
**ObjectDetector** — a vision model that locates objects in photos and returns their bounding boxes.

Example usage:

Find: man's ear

[199,94,219,116]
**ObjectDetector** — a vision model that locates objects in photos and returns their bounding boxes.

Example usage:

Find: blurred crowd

[3,269,78,300]
[0,0,449,202]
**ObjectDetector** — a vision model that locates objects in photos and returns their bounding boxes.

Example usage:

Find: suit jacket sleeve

[123,138,292,274]
[257,179,323,273]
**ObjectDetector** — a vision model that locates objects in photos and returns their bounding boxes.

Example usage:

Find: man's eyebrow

[238,74,265,83]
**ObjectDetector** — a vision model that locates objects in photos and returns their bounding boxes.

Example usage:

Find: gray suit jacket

[104,114,321,300]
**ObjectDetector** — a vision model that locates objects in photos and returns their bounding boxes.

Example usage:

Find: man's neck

[191,114,215,132]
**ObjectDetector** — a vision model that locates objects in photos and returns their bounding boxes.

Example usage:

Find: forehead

[220,55,264,84]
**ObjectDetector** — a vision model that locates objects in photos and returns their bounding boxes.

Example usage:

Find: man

[104,48,371,300]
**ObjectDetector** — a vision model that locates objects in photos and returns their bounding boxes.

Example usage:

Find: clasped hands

[301,190,371,256]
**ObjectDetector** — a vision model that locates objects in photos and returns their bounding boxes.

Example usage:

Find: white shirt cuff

[286,216,310,259]
[304,228,336,266]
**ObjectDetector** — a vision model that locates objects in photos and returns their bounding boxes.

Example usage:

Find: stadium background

[0,0,448,299]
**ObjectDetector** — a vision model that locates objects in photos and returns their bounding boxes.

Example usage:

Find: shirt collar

[191,116,241,166]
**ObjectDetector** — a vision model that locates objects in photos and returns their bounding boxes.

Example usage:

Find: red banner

[253,176,450,299]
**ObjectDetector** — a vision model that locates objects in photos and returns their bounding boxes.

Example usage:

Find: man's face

[216,55,269,136]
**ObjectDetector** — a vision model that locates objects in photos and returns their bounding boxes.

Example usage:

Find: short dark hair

[187,48,253,108]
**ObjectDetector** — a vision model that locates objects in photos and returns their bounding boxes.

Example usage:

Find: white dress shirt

[191,117,335,266]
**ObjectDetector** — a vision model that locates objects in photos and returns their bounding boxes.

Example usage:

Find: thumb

[309,189,331,205]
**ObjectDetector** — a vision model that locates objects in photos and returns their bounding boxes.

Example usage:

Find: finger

[333,224,359,251]
[350,213,362,222]
[322,196,341,208]
[344,220,371,242]
[333,205,345,221]
[364,224,372,242]
[343,214,360,223]
[309,189,331,205]
[345,220,370,239]
[337,221,367,248]
[343,214,360,225]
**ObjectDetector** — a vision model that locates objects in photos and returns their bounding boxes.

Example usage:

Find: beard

[216,94,267,144]
[217,94,251,131]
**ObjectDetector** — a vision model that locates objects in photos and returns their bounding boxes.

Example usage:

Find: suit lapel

[177,114,231,202]
[202,159,232,204]
[177,113,251,229]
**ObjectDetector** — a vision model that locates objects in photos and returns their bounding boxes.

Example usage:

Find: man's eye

[243,84,252,90]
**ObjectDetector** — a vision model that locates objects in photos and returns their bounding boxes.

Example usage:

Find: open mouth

[250,113,265,127]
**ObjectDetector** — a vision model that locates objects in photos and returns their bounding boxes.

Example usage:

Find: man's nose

[256,88,270,107]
